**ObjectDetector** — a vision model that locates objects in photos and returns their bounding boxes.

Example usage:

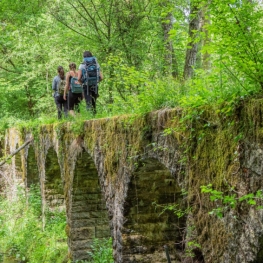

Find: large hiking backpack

[81,57,99,87]
[70,76,83,94]
[57,78,66,95]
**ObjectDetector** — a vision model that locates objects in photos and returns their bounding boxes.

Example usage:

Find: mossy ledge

[2,99,263,263]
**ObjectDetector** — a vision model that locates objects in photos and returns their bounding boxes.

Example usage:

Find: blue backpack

[81,57,100,87]
[70,76,83,94]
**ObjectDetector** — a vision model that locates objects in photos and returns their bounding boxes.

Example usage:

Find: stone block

[81,179,100,188]
[71,218,97,228]
[72,249,92,261]
[70,239,93,250]
[71,212,92,220]
[95,225,111,238]
[73,193,100,201]
[71,204,98,213]
[97,203,107,210]
[71,226,95,240]
[96,217,110,225]
[90,211,106,218]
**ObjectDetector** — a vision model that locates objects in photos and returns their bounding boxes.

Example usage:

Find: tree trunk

[183,2,201,80]
[162,12,178,78]
[201,6,211,71]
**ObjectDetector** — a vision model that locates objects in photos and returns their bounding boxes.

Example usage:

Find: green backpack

[57,79,66,95]
[70,76,83,93]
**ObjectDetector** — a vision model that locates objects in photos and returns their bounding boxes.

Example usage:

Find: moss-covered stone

[3,100,263,263]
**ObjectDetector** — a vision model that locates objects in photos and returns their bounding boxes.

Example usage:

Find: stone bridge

[2,104,263,263]
[3,109,185,263]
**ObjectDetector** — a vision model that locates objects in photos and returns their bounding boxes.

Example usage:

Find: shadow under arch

[14,143,23,181]
[252,235,263,263]
[69,150,111,261]
[26,145,39,187]
[45,147,65,211]
[122,157,186,263]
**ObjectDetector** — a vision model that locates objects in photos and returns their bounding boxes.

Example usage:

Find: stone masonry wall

[3,104,263,263]
[68,150,110,260]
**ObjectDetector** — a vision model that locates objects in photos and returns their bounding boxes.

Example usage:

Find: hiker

[77,51,103,114]
[52,66,68,119]
[63,62,83,117]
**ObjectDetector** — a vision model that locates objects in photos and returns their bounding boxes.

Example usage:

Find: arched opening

[45,148,64,211]
[0,140,4,158]
[69,151,111,261]
[15,145,23,180]
[123,158,186,263]
[251,235,263,263]
[26,146,39,187]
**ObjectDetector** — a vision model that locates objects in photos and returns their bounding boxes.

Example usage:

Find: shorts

[68,90,82,111]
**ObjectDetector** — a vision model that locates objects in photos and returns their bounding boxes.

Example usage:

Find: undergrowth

[0,185,114,263]
[0,185,67,263]
[76,238,114,263]
[0,66,260,137]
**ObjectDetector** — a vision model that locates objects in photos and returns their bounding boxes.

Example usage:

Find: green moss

[3,97,263,261]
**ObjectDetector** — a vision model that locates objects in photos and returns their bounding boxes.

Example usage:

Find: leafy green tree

[0,1,83,120]
[201,0,263,90]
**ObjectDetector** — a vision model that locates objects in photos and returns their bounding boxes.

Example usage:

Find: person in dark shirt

[52,66,68,119]
[77,51,103,114]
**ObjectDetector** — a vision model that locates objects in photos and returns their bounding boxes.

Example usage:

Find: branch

[0,138,33,167]
[49,11,91,40]
[90,0,108,28]
[1,45,17,70]
[75,0,107,41]
[0,65,17,73]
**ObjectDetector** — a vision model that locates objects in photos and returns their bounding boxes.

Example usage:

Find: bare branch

[0,65,17,73]
[49,11,92,40]
[0,138,33,167]
[75,0,107,41]
[90,0,108,28]
[0,45,17,69]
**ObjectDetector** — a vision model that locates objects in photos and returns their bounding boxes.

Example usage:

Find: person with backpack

[77,51,103,114]
[52,65,68,119]
[63,62,83,117]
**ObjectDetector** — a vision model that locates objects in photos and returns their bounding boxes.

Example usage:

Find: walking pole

[164,245,171,263]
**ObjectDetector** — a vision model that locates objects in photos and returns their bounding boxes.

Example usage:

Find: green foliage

[0,0,263,136]
[152,188,189,219]
[87,238,114,263]
[76,238,114,263]
[201,184,263,218]
[185,239,201,258]
[0,185,67,263]
[153,201,189,218]
[201,0,263,89]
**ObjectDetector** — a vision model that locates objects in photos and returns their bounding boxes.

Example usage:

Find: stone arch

[45,147,65,211]
[122,157,185,263]
[69,150,111,261]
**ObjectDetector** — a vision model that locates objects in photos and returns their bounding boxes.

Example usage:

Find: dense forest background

[1,0,263,128]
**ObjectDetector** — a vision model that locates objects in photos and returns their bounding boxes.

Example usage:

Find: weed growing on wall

[87,238,113,263]
[0,185,67,263]
[76,238,114,263]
